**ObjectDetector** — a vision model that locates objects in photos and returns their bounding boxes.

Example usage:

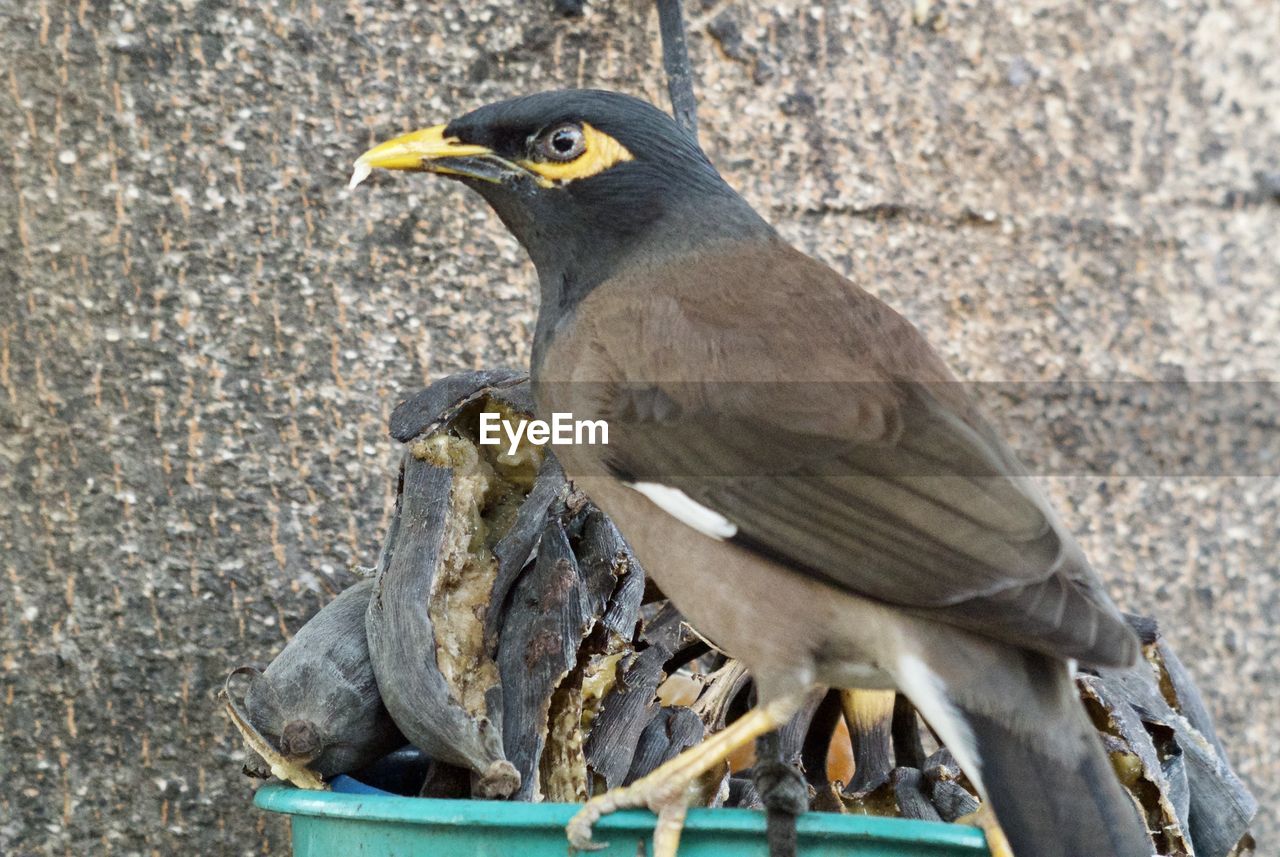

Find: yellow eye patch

[519,123,634,185]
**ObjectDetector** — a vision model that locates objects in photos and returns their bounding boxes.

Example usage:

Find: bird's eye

[539,124,587,162]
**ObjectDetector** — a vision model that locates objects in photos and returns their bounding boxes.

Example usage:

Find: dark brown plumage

[353,89,1153,857]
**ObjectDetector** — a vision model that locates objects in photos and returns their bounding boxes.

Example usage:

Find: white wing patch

[627,482,738,540]
[895,653,986,799]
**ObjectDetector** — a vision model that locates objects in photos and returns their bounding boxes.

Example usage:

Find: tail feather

[898,646,1152,857]
[961,704,1152,857]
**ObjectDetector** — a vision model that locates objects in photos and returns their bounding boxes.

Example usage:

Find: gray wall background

[1,1,1276,854]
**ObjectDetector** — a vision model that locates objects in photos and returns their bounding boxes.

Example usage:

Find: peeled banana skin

[226,579,405,787]
[365,370,536,798]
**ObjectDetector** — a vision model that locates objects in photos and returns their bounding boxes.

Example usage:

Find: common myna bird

[351,90,1153,857]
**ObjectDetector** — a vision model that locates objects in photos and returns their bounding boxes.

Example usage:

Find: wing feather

[545,239,1137,665]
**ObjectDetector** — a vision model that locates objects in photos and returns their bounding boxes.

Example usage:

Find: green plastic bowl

[255,783,990,856]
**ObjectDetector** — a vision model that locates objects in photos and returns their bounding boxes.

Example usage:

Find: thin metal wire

[655,0,699,138]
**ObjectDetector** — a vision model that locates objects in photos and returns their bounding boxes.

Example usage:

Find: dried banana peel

[224,579,404,786]
[496,510,591,799]
[224,675,327,791]
[497,484,660,800]
[1076,615,1258,857]
[365,373,542,798]
[585,604,706,790]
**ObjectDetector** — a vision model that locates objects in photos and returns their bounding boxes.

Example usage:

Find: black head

[353,90,772,328]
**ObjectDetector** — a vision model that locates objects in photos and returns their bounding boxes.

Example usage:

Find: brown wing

[546,239,1137,666]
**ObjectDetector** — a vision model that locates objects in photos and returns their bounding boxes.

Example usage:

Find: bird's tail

[957,696,1151,857]
[898,646,1152,857]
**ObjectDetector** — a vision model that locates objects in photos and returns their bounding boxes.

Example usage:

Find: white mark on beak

[348,159,372,191]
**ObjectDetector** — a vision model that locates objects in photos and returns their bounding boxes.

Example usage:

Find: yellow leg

[567,694,803,856]
[652,799,688,857]
[958,804,1014,857]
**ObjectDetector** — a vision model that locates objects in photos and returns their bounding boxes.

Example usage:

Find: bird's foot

[568,696,803,856]
[957,803,1013,857]
[566,766,706,857]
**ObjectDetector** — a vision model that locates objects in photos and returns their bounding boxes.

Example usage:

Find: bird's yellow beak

[349,125,519,190]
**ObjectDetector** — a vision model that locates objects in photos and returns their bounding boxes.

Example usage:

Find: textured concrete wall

[2,1,1276,854]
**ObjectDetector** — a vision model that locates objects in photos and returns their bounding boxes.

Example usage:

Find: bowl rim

[253,782,989,850]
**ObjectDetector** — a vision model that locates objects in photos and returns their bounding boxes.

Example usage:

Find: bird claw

[567,773,702,857]
[567,698,802,856]
[566,797,611,851]
[651,801,690,857]
[567,830,609,853]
